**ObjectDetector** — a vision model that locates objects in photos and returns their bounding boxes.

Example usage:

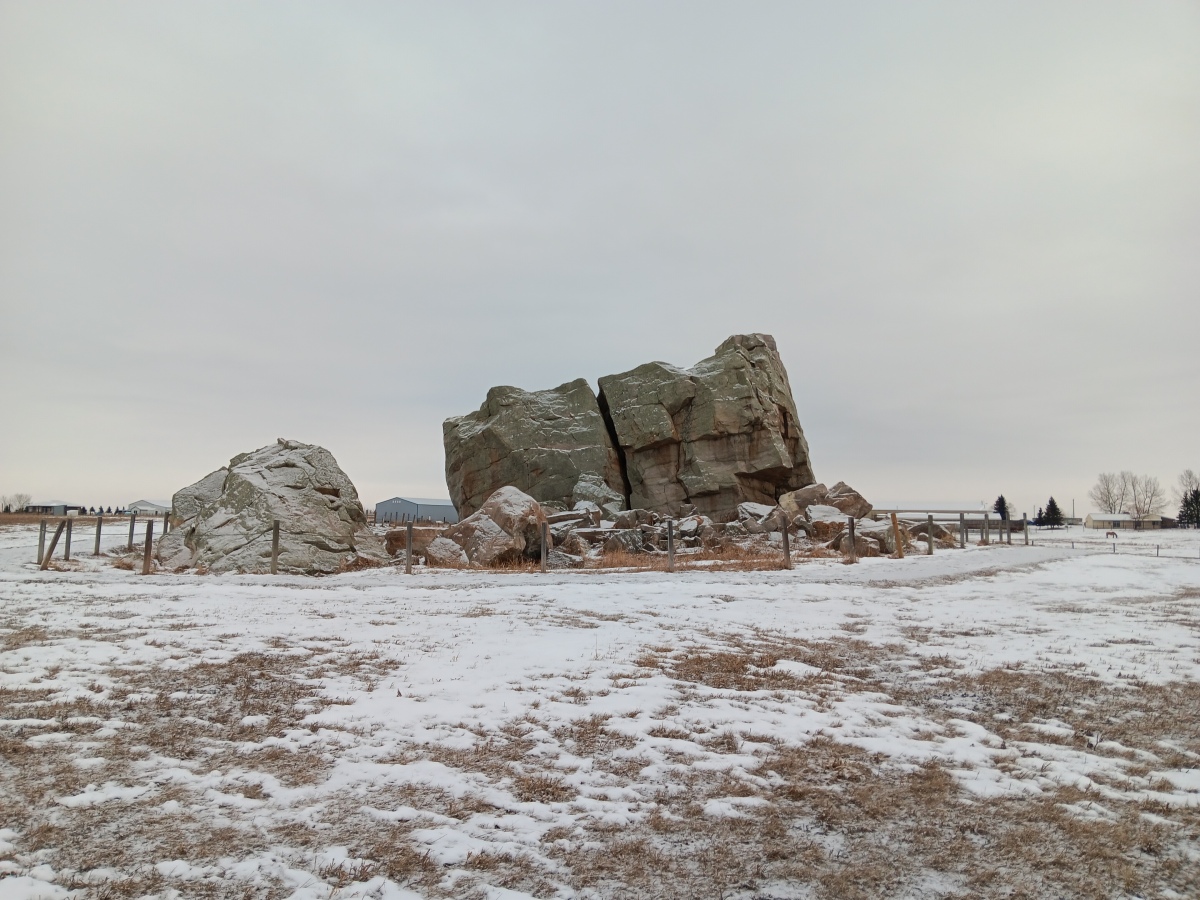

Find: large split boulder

[597,334,814,520]
[443,379,626,519]
[444,334,821,524]
[156,439,387,574]
[443,486,548,567]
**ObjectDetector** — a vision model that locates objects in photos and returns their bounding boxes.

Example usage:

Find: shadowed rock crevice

[596,387,633,508]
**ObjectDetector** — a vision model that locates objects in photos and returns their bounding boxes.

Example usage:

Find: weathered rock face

[169,467,227,525]
[597,334,814,520]
[443,486,548,566]
[444,334,818,524]
[156,439,387,574]
[443,379,625,519]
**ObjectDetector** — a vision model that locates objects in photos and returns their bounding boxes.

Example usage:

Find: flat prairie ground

[1,522,1198,899]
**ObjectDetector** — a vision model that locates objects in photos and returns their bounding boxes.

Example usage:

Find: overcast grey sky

[2,1,1197,517]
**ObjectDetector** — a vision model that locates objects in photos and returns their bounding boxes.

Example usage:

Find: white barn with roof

[1084,512,1165,530]
[374,497,459,524]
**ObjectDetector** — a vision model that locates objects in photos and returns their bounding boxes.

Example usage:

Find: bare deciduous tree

[1175,469,1200,506]
[1088,473,1129,514]
[1128,475,1167,519]
[1,493,31,513]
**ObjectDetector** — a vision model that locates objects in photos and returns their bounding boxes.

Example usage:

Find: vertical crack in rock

[596,386,633,508]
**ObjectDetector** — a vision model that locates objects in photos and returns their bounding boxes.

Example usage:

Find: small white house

[127,500,170,516]
[1084,513,1164,531]
[374,497,459,525]
[25,501,77,516]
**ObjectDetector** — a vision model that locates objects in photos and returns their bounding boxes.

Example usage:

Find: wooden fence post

[40,520,66,570]
[983,513,990,545]
[540,522,548,573]
[958,512,965,549]
[1006,516,1012,545]
[127,513,137,552]
[781,521,792,570]
[926,514,934,555]
[1022,514,1029,546]
[405,522,413,575]
[142,520,154,575]
[667,520,675,572]
[63,518,73,561]
[847,517,858,564]
[270,520,280,574]
[37,518,47,565]
[94,515,103,556]
[891,513,905,559]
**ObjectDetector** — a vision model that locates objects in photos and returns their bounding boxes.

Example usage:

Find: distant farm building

[375,497,459,524]
[1084,513,1168,530]
[24,501,79,516]
[127,500,170,515]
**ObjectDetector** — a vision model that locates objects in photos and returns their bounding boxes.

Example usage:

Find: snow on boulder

[737,502,777,522]
[424,536,469,567]
[156,439,387,575]
[805,504,847,523]
[443,486,549,566]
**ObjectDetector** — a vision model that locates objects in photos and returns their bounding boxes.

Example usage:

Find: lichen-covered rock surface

[157,439,386,574]
[443,379,626,519]
[444,334,819,523]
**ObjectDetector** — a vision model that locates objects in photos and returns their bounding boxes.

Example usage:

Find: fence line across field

[1029,536,1200,560]
[29,508,1197,574]
[881,509,1029,548]
[31,512,288,574]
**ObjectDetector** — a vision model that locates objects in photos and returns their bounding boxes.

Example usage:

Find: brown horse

[1105,530,1118,539]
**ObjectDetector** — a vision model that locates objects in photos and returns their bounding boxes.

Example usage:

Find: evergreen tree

[993,495,1009,520]
[1179,488,1200,528]
[1034,507,1043,526]
[1043,497,1064,527]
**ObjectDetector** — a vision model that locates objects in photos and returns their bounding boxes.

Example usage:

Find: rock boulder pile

[443,334,815,522]
[422,481,930,569]
[157,439,387,574]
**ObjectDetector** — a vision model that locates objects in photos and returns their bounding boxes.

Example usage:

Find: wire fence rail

[1029,535,1200,560]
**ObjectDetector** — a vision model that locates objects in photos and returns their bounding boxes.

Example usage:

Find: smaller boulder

[443,486,548,566]
[547,549,584,569]
[603,529,645,555]
[778,484,829,520]
[737,502,776,522]
[832,531,881,557]
[572,475,625,519]
[385,526,443,557]
[906,519,954,543]
[425,536,469,567]
[858,518,906,554]
[558,532,591,556]
[825,482,873,518]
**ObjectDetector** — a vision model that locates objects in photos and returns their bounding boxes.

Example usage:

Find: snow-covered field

[2,522,1198,899]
